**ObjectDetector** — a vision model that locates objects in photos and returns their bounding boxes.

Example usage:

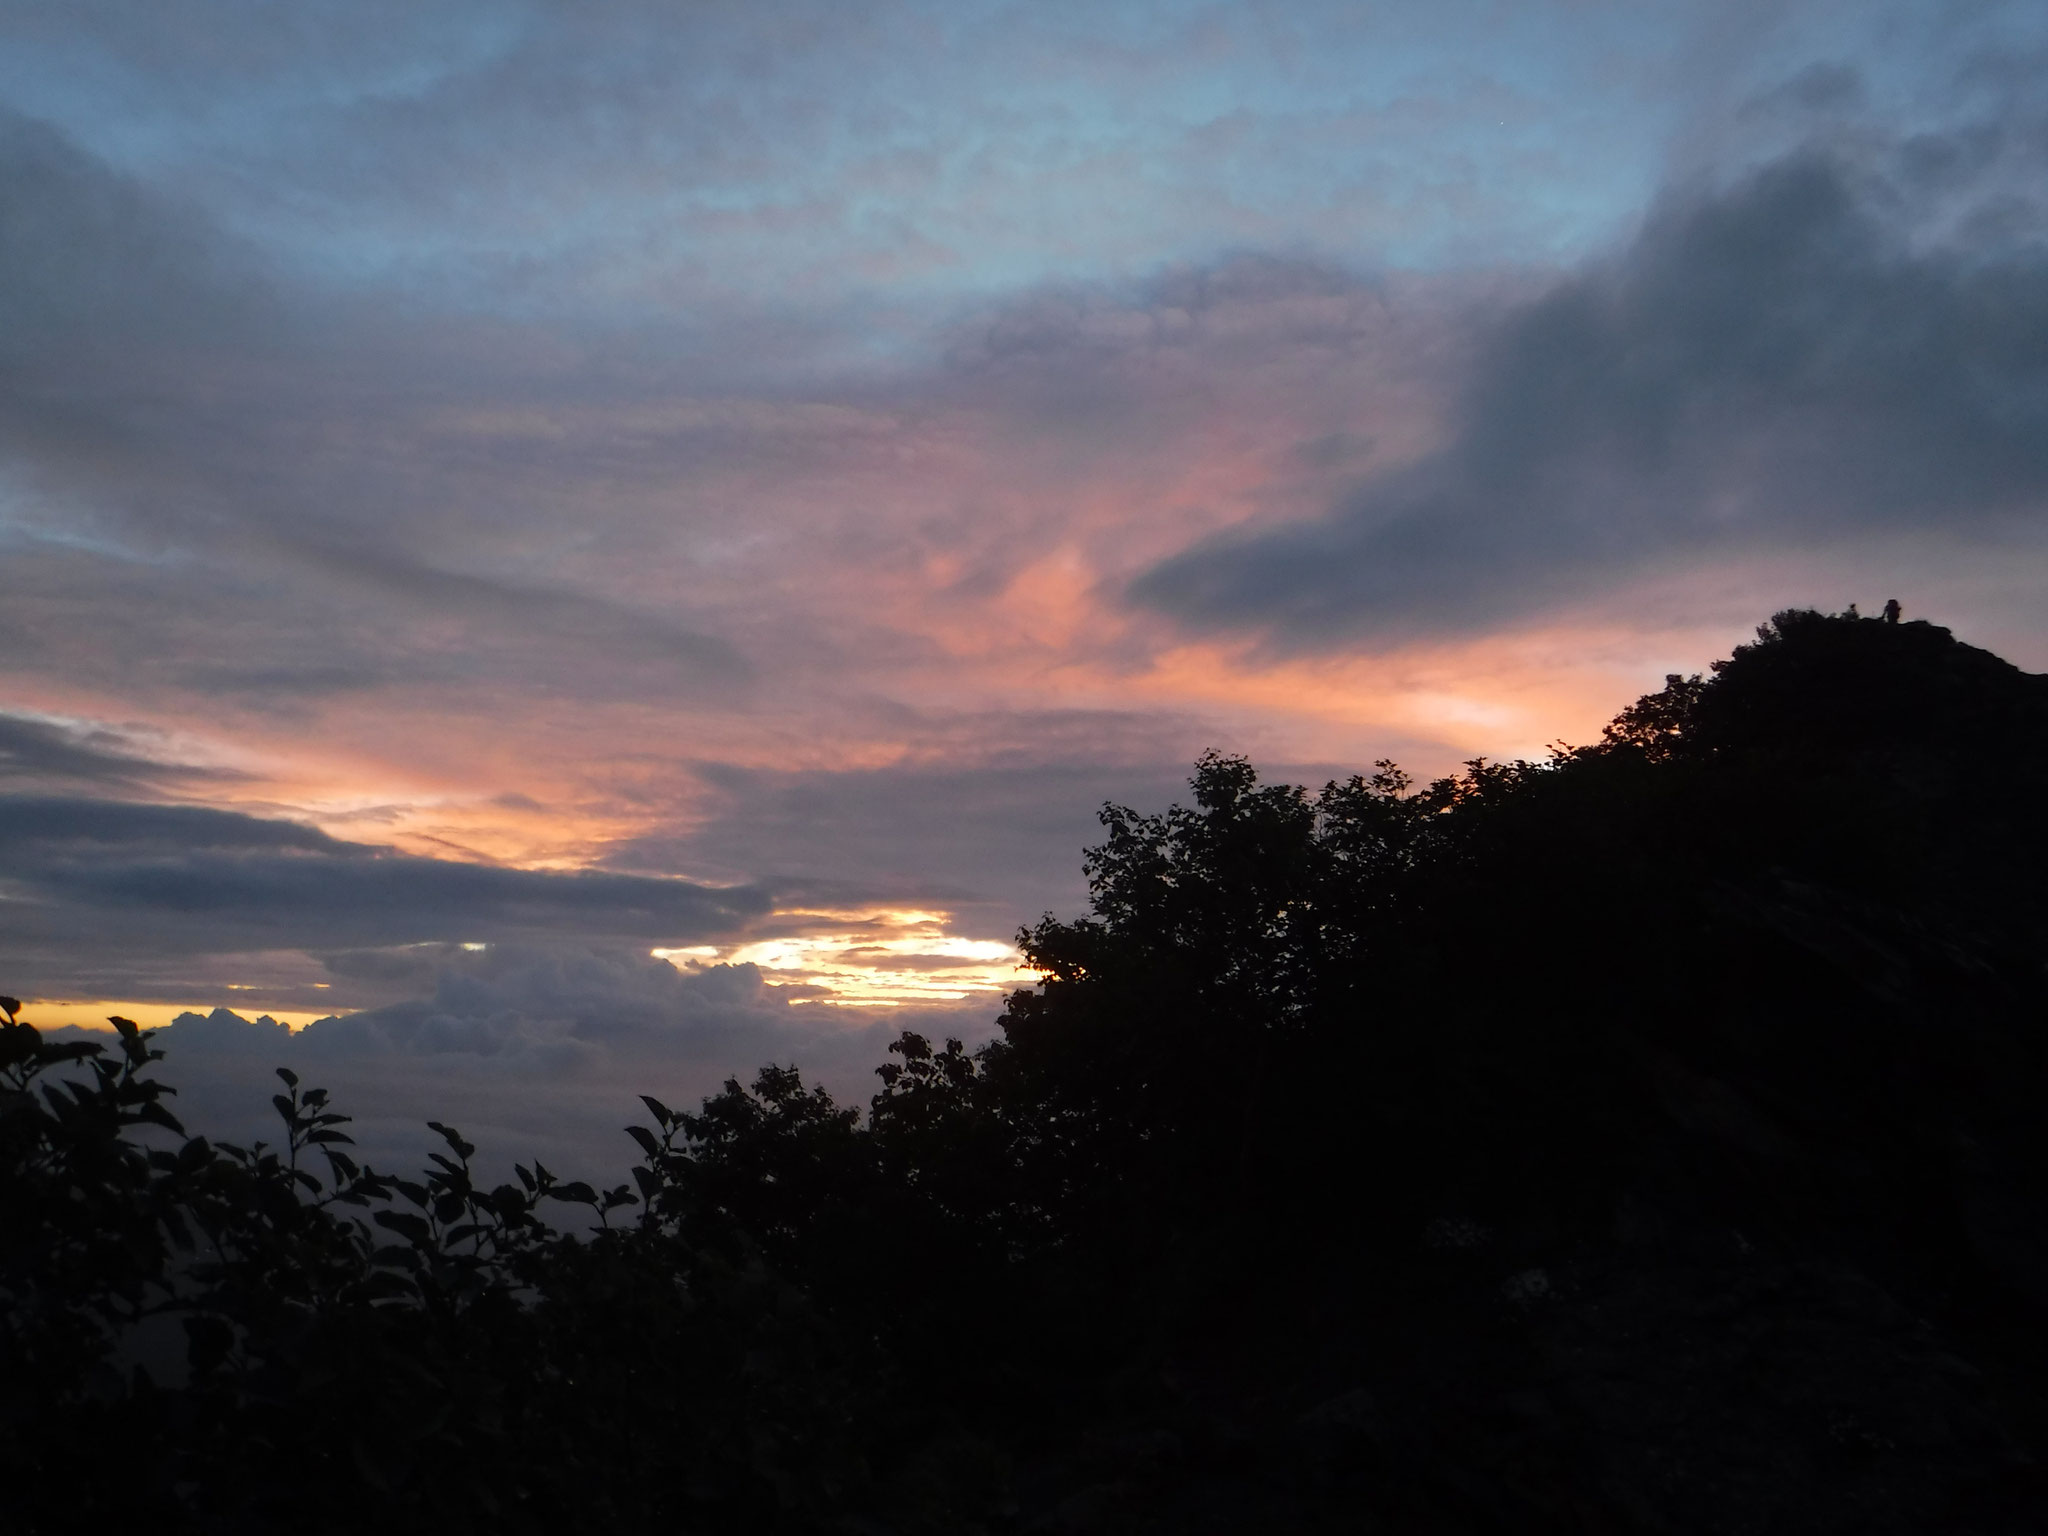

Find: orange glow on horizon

[22,1000,336,1034]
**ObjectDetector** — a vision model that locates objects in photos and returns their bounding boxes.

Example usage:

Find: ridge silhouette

[4,608,2044,1533]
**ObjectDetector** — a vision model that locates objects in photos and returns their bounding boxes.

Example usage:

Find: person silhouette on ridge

[1883,599,1902,624]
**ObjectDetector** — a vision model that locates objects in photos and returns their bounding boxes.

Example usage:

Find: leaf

[631,1165,660,1199]
[0,996,18,1020]
[323,1149,361,1182]
[273,1093,298,1124]
[134,1099,186,1135]
[374,1210,432,1245]
[625,1124,661,1159]
[547,1181,599,1206]
[640,1094,675,1127]
[306,1128,355,1146]
[276,1067,299,1089]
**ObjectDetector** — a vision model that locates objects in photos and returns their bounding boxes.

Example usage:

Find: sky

[4,0,2046,1174]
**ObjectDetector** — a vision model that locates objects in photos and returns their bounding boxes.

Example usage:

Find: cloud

[0,711,241,795]
[1132,126,2048,646]
[0,796,771,1002]
[605,737,1230,929]
[297,947,822,1067]
[0,106,269,373]
[55,942,982,1184]
[0,105,748,710]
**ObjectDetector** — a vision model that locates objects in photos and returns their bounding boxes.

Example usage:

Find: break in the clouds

[5,0,2048,1130]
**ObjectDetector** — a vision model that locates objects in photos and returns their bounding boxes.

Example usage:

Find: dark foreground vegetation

[7,608,2048,1533]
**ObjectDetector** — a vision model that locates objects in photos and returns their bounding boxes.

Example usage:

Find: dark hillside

[5,608,2045,1533]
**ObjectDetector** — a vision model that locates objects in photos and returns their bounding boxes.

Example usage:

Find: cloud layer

[59,945,983,1183]
[0,796,768,1005]
[1135,129,2048,643]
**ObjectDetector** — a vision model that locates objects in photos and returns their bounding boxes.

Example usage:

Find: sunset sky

[5,1,2046,1168]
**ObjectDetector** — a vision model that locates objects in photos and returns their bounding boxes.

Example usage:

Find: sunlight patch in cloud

[657,907,1026,1008]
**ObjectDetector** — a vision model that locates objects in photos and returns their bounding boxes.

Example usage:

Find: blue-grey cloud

[612,756,1191,929]
[47,944,963,1183]
[0,711,241,795]
[0,104,748,704]
[606,721,1412,939]
[0,796,770,1001]
[1133,121,2048,644]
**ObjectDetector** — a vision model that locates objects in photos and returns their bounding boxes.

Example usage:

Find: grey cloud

[298,948,816,1063]
[281,537,752,690]
[0,107,293,528]
[53,942,960,1183]
[0,530,744,714]
[1133,134,2048,645]
[607,727,1415,936]
[0,712,240,795]
[941,256,1422,391]
[0,796,771,1000]
[0,797,340,854]
[608,758,1155,930]
[0,111,748,704]
[0,107,270,371]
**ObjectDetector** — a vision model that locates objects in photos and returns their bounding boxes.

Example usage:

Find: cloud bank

[1134,127,2048,644]
[59,944,983,1183]
[0,796,768,1005]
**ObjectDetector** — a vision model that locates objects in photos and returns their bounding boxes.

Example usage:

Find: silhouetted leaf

[375,1210,432,1245]
[134,1099,186,1135]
